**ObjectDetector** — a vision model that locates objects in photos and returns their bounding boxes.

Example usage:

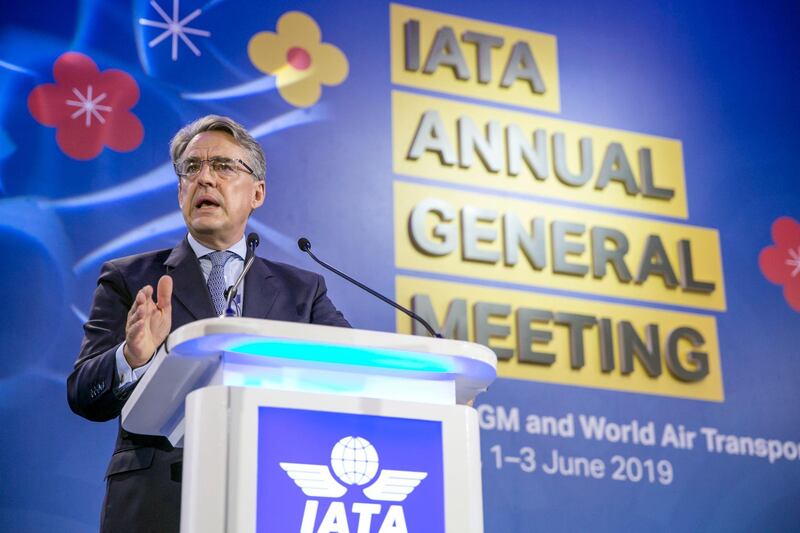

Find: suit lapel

[242,256,278,318]
[164,238,216,321]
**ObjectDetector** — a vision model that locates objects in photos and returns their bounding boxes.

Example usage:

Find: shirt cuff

[115,342,153,388]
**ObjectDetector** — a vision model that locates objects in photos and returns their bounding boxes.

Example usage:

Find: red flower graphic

[759,216,800,312]
[28,52,144,160]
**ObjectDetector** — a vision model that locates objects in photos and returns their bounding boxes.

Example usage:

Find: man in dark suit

[67,115,349,532]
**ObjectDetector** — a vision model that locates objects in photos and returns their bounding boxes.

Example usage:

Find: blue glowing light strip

[228,340,453,373]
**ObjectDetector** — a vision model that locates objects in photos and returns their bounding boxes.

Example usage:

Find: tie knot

[207,250,234,267]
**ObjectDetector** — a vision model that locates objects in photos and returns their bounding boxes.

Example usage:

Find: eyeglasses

[175,157,255,180]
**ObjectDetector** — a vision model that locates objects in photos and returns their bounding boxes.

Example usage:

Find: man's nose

[196,161,218,186]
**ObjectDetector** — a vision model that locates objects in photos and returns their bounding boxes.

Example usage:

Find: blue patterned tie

[206,250,234,316]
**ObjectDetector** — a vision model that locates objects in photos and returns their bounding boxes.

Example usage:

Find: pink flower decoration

[759,216,800,312]
[28,52,144,160]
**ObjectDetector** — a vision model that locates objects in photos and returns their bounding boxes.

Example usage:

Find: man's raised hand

[123,275,173,368]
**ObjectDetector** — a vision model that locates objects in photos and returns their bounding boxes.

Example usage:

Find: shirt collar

[187,233,247,261]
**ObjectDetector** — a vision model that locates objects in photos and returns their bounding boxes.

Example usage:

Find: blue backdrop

[1,0,798,531]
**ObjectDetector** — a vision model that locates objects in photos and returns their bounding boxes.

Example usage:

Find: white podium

[121,318,497,533]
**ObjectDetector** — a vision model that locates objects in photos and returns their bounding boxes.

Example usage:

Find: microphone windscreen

[297,237,311,252]
[247,232,260,249]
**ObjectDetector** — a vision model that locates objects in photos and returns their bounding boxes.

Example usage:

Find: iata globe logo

[331,436,379,486]
[280,435,428,531]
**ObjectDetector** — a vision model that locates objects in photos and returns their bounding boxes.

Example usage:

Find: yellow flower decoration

[248,11,348,108]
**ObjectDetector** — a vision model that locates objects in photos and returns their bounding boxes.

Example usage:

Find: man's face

[177,131,265,249]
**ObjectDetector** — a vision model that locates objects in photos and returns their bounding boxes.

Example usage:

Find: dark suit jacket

[67,237,350,533]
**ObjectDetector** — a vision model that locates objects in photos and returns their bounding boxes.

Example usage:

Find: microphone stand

[298,237,442,338]
[223,233,260,317]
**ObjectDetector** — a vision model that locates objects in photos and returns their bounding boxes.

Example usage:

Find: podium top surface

[166,317,497,387]
[122,318,497,443]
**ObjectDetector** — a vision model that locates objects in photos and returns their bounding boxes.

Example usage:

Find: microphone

[297,237,442,338]
[223,232,260,317]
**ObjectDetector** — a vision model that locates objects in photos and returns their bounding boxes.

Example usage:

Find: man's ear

[252,180,266,208]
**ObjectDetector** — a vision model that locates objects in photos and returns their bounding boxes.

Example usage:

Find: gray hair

[170,115,266,181]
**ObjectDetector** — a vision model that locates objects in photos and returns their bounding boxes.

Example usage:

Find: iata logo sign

[257,407,444,533]
[281,436,428,532]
